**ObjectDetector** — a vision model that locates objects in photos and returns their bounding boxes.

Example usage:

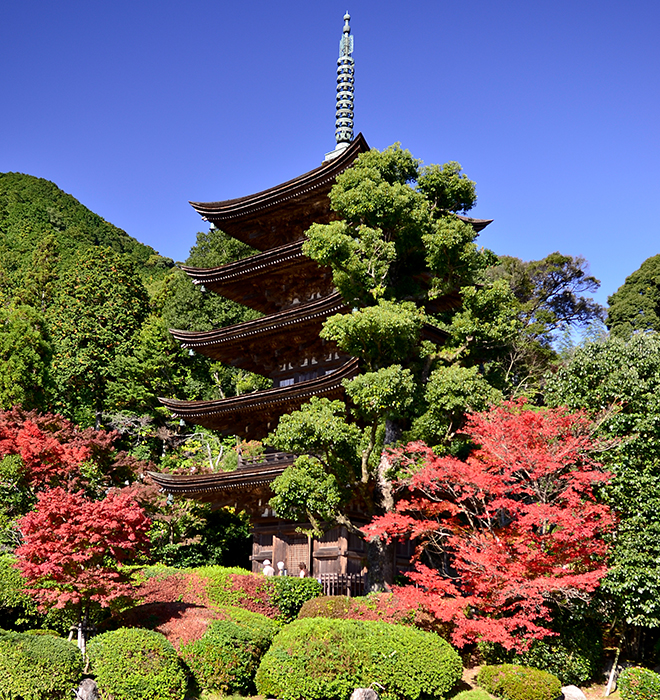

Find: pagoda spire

[325,12,355,161]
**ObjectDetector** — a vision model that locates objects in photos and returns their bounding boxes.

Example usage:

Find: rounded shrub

[214,603,281,640]
[618,666,660,700]
[255,617,462,700]
[479,630,602,687]
[298,595,357,620]
[87,628,186,700]
[452,691,493,700]
[271,575,323,621]
[0,628,83,700]
[181,606,280,695]
[477,664,562,700]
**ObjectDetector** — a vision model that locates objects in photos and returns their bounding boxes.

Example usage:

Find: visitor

[298,562,308,578]
[262,559,275,576]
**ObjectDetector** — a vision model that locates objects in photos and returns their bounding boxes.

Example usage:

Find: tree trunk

[364,417,400,592]
[366,536,394,592]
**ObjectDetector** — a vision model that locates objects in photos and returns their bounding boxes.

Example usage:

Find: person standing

[262,559,275,576]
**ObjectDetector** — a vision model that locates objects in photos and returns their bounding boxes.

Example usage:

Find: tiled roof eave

[189,134,369,220]
[170,292,347,348]
[159,358,359,419]
[179,240,308,286]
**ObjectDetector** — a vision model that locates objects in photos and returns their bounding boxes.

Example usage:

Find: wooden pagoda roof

[147,455,293,513]
[170,291,449,375]
[189,134,370,251]
[159,358,360,439]
[170,292,348,373]
[179,241,333,315]
[455,214,493,232]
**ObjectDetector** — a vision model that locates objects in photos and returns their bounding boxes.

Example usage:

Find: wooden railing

[237,451,297,468]
[317,573,366,597]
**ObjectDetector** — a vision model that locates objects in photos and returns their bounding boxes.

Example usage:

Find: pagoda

[151,14,491,583]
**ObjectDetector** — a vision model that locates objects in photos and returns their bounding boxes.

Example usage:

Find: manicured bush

[255,617,462,700]
[452,691,493,700]
[0,628,83,700]
[132,565,322,622]
[618,666,660,700]
[477,664,561,700]
[479,635,601,686]
[214,604,281,640]
[478,607,603,686]
[270,575,322,621]
[87,628,186,700]
[298,595,360,620]
[201,566,322,620]
[298,593,453,637]
[181,606,280,695]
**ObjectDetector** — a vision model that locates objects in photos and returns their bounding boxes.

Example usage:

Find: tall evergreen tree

[49,247,149,427]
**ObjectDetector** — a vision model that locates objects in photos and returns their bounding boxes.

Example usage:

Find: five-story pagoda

[151,13,491,581]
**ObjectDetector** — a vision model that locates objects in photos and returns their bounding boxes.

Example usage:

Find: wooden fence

[317,573,366,597]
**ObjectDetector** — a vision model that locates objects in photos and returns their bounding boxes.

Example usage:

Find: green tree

[0,304,52,411]
[607,254,660,338]
[21,233,60,311]
[49,247,149,427]
[486,252,605,393]
[159,227,270,399]
[267,145,512,589]
[544,333,660,647]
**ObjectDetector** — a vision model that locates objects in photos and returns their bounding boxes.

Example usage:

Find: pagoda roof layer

[455,214,493,232]
[180,241,333,315]
[147,458,291,513]
[159,358,360,439]
[170,292,348,373]
[189,134,369,251]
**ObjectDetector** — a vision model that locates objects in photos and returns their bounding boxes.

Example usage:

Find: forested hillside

[0,173,170,282]
[0,172,268,440]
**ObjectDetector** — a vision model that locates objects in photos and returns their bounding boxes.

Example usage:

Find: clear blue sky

[2,0,658,308]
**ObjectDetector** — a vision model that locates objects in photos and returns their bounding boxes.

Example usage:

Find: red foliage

[365,401,616,651]
[0,407,130,490]
[136,570,210,607]
[111,602,218,649]
[15,486,150,610]
[227,573,280,617]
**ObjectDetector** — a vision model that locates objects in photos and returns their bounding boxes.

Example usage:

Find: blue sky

[2,1,658,308]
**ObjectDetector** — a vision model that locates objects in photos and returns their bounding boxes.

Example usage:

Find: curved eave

[179,240,307,286]
[170,292,347,350]
[456,214,493,232]
[190,134,369,220]
[421,323,449,345]
[147,463,291,495]
[159,358,359,421]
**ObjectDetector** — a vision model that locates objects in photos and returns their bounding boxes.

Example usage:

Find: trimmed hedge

[270,576,323,622]
[181,606,279,695]
[255,617,462,700]
[618,666,660,700]
[452,691,493,700]
[298,593,452,637]
[0,628,83,700]
[477,664,561,700]
[134,565,322,621]
[87,628,186,700]
[478,613,603,686]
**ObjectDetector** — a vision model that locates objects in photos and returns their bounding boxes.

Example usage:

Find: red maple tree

[0,406,137,490]
[365,401,615,651]
[15,487,150,646]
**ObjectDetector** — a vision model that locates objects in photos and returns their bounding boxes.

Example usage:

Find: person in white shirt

[262,559,275,576]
